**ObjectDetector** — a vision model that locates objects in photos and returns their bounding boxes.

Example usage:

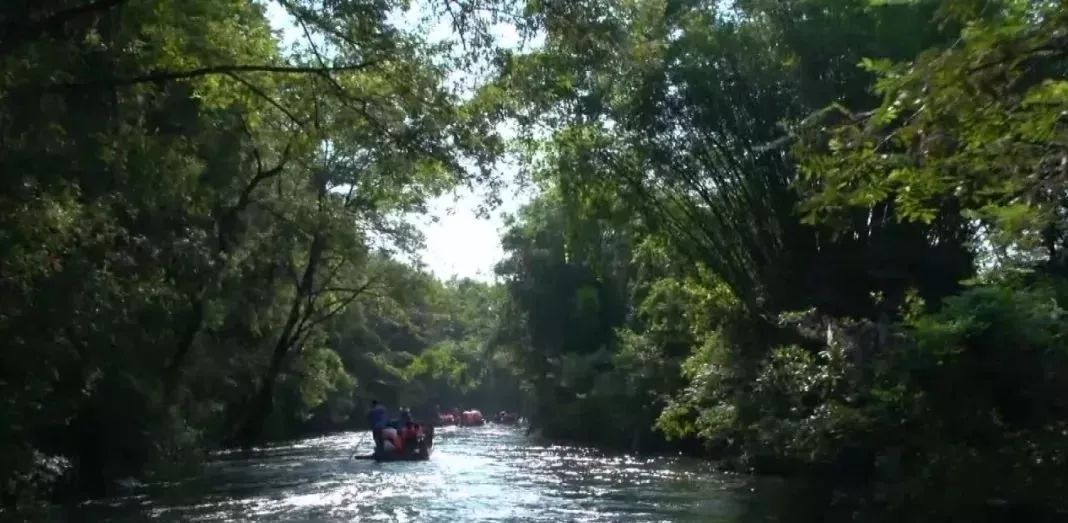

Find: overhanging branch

[51,61,379,89]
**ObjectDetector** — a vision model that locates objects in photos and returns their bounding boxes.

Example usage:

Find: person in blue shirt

[368,399,388,452]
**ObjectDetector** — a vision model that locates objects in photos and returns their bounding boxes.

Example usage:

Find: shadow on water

[68,427,840,522]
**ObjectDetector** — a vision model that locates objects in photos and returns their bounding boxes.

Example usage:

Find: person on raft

[381,418,423,455]
[399,420,422,452]
[368,399,388,453]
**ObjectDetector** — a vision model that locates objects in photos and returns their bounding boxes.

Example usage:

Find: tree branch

[275,0,363,52]
[51,61,379,88]
[294,278,379,340]
[966,39,1068,74]
[225,72,305,126]
[233,138,293,216]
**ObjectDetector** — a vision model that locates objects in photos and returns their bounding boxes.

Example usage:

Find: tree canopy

[3,0,1068,520]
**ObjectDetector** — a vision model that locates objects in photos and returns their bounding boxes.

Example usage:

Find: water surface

[75,425,797,521]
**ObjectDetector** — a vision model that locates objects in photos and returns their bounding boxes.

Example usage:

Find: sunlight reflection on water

[74,425,790,522]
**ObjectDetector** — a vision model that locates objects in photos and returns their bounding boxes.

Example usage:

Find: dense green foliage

[0,0,508,510]
[4,0,1068,520]
[479,0,1068,519]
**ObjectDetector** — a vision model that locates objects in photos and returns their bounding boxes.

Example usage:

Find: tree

[0,0,505,507]
[799,0,1068,274]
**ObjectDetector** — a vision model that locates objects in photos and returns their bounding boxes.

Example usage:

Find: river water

[73,425,802,522]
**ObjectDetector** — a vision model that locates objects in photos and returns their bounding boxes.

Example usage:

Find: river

[72,425,804,522]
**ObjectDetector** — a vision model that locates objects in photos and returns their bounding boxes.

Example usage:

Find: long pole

[349,430,369,459]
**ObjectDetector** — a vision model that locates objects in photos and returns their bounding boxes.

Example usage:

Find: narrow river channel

[73,425,804,521]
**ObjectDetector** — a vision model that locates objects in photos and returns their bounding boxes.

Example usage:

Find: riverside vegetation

[2,0,1067,520]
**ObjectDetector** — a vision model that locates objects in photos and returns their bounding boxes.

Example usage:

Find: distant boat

[458,409,485,426]
[354,426,434,462]
[493,411,519,425]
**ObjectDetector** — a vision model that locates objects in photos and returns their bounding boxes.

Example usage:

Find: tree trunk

[164,158,287,401]
[163,292,205,401]
[236,233,325,448]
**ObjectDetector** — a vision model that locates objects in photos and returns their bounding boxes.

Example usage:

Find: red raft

[459,409,485,427]
[354,425,435,462]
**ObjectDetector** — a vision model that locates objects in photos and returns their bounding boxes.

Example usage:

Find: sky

[263,1,534,282]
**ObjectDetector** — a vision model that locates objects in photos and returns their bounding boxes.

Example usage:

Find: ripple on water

[70,427,789,522]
